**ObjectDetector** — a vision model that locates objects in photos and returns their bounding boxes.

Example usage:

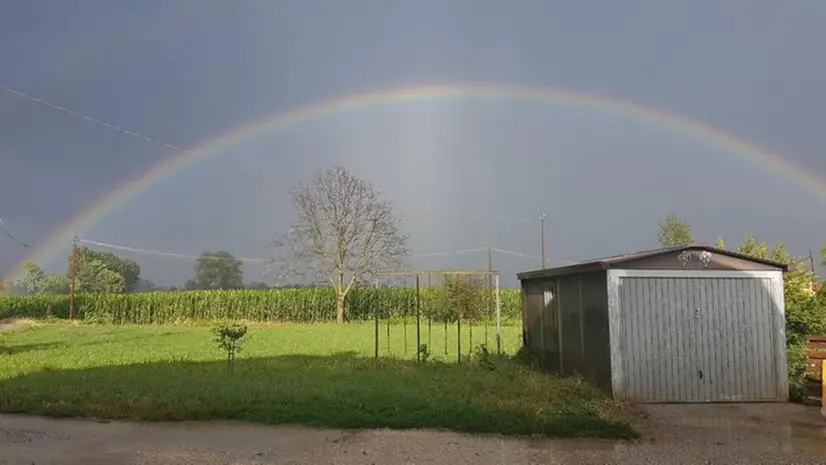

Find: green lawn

[0,321,635,439]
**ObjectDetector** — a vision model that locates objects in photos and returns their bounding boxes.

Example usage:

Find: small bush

[212,323,248,368]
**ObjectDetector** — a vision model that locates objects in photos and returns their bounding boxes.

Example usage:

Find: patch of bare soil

[2,404,825,464]
[0,318,36,332]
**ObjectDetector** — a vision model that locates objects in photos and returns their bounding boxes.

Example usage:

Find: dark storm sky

[1,0,825,287]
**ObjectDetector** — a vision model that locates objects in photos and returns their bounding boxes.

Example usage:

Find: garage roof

[517,242,789,280]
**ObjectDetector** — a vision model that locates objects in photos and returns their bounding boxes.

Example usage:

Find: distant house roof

[517,242,789,280]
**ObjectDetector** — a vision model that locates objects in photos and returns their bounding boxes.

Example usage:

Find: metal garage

[517,243,789,403]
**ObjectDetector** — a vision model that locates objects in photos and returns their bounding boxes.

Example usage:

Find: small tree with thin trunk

[272,166,410,323]
[657,213,693,247]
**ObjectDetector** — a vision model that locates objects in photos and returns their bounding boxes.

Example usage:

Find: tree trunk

[336,271,346,324]
[336,295,345,324]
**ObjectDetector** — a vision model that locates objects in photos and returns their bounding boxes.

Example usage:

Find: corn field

[0,287,522,325]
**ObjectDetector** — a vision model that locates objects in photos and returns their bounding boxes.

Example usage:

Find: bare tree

[272,166,410,323]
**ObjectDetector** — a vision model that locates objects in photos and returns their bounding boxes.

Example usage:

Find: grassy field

[0,321,635,439]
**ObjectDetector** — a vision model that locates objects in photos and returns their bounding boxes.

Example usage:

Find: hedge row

[0,287,522,324]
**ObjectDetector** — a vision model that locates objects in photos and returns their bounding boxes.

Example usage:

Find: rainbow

[5,83,822,281]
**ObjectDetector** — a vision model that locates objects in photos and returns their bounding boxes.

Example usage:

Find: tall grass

[0,287,522,324]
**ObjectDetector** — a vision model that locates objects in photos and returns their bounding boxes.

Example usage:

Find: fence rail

[805,335,826,399]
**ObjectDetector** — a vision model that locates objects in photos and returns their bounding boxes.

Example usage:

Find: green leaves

[13,262,68,295]
[185,251,244,290]
[212,323,248,367]
[77,259,126,294]
[75,247,141,292]
[657,213,692,247]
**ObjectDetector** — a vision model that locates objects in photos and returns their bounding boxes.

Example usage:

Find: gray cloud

[2,0,825,286]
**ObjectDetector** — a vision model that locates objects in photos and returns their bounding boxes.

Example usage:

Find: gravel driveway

[1,403,824,464]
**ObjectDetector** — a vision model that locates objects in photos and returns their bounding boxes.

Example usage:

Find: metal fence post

[416,275,421,364]
[374,278,379,360]
[495,273,502,355]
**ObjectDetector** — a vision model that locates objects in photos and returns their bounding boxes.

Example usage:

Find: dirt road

[1,403,824,464]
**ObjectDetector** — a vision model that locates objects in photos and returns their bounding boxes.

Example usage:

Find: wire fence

[1,237,543,361]
[0,273,525,362]
[373,270,515,363]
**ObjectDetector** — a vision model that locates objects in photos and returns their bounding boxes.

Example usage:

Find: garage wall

[521,281,544,352]
[520,272,612,392]
[580,272,612,393]
[607,269,787,402]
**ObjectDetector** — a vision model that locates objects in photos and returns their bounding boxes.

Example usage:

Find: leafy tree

[76,259,126,294]
[272,166,410,323]
[13,262,69,294]
[770,243,791,264]
[246,282,269,290]
[441,274,487,322]
[69,247,141,292]
[185,251,244,290]
[714,236,726,249]
[736,234,770,259]
[14,262,46,294]
[657,214,693,247]
[41,274,70,294]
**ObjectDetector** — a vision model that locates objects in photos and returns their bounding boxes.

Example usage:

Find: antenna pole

[540,214,547,269]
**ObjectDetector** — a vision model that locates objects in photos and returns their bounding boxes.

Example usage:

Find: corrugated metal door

[619,277,779,402]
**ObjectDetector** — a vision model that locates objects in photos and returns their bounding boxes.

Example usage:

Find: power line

[0,218,30,248]
[412,247,488,258]
[78,238,271,264]
[2,82,543,224]
[78,238,574,266]
[0,83,270,181]
[490,246,578,265]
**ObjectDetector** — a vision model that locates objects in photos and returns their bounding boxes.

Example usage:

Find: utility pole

[487,244,493,285]
[540,214,547,269]
[810,250,817,273]
[69,236,79,320]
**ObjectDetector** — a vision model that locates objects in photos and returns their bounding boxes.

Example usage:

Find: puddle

[791,421,826,457]
[520,405,826,458]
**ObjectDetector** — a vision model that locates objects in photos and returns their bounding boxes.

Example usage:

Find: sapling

[212,323,248,369]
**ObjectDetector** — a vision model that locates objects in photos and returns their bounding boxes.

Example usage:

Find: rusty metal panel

[608,270,786,402]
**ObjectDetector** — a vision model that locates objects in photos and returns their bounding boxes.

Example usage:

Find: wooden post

[822,360,826,418]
